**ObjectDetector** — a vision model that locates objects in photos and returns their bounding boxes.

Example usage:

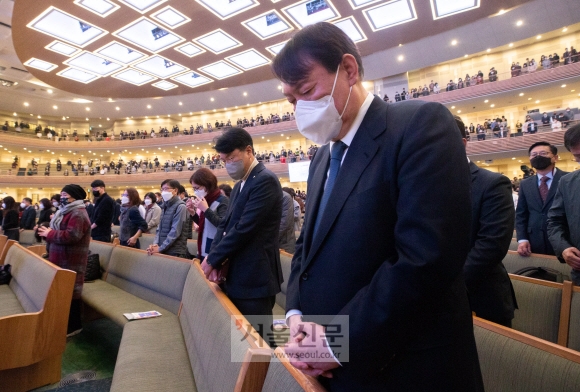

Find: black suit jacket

[288,97,483,391]
[548,170,580,262]
[91,192,115,238]
[207,162,283,300]
[516,168,568,255]
[465,162,517,323]
[20,206,36,229]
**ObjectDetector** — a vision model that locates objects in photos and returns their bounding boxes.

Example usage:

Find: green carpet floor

[32,318,123,392]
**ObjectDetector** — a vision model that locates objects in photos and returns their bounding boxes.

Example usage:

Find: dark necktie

[539,176,549,203]
[313,141,348,236]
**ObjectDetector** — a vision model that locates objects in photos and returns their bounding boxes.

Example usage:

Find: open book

[124,311,162,321]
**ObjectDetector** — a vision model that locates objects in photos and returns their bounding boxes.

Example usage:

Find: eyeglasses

[529,151,552,158]
[191,186,201,191]
[161,187,174,192]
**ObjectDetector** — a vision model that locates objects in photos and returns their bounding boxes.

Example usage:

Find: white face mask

[144,198,152,206]
[161,191,173,201]
[53,201,59,208]
[295,65,352,145]
[194,189,207,199]
[1,203,5,209]
[20,202,27,209]
[39,205,45,210]
[121,196,130,205]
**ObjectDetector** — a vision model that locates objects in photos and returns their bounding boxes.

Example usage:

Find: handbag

[208,259,229,286]
[84,252,101,282]
[0,264,12,285]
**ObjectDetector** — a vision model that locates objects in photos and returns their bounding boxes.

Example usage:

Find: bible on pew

[123,311,162,321]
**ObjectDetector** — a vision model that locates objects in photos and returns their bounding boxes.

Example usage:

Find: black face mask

[530,156,553,170]
[92,190,100,198]
[60,198,69,207]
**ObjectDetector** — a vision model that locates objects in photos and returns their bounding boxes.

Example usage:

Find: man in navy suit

[201,128,283,345]
[456,117,517,327]
[516,142,568,256]
[272,23,482,391]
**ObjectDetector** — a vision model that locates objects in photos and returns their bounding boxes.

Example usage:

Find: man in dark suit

[456,117,517,327]
[201,128,283,345]
[19,197,36,230]
[89,179,115,242]
[548,124,580,285]
[516,142,568,256]
[272,23,482,391]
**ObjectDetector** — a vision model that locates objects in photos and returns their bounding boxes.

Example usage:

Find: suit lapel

[303,113,382,271]
[543,169,562,208]
[528,175,544,209]
[302,146,330,256]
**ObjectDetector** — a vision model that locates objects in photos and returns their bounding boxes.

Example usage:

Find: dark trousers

[92,234,111,243]
[230,295,276,347]
[68,298,82,334]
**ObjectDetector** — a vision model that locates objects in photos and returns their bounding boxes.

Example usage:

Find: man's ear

[341,54,359,87]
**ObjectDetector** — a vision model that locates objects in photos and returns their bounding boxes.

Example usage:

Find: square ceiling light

[64,51,124,76]
[23,58,58,72]
[198,61,242,80]
[94,41,147,65]
[333,16,367,43]
[172,71,213,88]
[57,67,100,83]
[362,0,417,31]
[152,80,178,90]
[225,49,271,70]
[113,17,185,53]
[265,40,288,56]
[74,0,120,17]
[45,40,82,57]
[27,6,108,48]
[174,43,205,58]
[132,55,188,78]
[150,6,191,29]
[430,0,480,19]
[112,69,157,85]
[193,29,242,54]
[282,0,340,29]
[117,0,167,14]
[347,0,382,10]
[195,0,259,20]
[242,10,293,40]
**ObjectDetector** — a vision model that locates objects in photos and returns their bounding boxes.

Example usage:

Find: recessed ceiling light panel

[64,51,124,76]
[111,69,157,86]
[333,16,367,43]
[347,0,382,9]
[150,6,191,29]
[241,10,294,40]
[362,0,417,32]
[45,40,82,57]
[152,80,178,90]
[282,0,341,29]
[74,0,120,17]
[94,41,147,64]
[113,17,185,53]
[132,55,188,78]
[195,0,260,20]
[57,67,100,83]
[23,58,58,72]
[193,29,242,54]
[27,6,108,47]
[265,40,288,56]
[172,71,214,88]
[225,49,271,70]
[117,0,167,14]
[430,0,480,20]
[174,43,206,58]
[198,60,242,80]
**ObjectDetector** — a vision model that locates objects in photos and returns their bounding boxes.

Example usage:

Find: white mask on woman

[121,196,130,205]
[53,201,59,208]
[144,198,152,206]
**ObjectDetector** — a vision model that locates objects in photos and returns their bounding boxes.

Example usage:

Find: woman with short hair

[143,192,162,234]
[1,196,20,241]
[38,184,91,336]
[187,168,229,259]
[119,188,148,248]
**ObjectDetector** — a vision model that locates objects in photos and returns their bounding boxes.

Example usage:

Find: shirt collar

[329,93,374,150]
[538,168,555,181]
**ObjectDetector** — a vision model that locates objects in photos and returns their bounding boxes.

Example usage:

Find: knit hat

[61,184,87,201]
